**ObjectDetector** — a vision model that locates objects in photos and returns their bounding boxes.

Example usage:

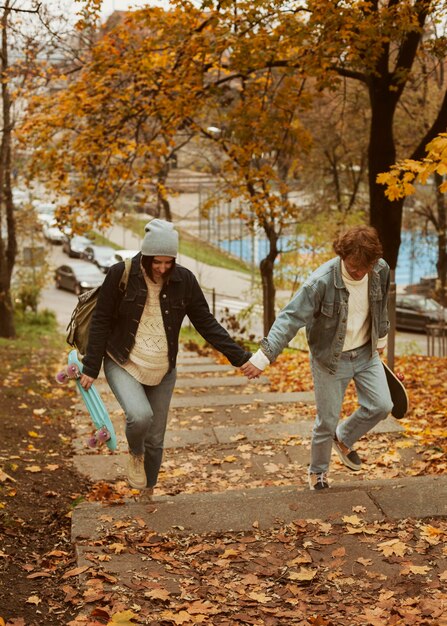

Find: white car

[34,202,57,226]
[42,220,67,244]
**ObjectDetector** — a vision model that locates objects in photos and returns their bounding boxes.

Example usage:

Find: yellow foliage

[378,132,447,198]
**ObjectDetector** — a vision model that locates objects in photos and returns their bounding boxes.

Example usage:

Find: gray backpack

[66,259,131,356]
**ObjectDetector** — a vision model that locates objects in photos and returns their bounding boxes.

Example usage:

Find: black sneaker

[333,436,362,471]
[308,472,330,490]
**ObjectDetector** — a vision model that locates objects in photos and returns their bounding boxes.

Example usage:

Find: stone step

[170,390,315,408]
[72,475,447,540]
[176,363,234,374]
[174,375,269,388]
[176,355,217,365]
[72,416,409,490]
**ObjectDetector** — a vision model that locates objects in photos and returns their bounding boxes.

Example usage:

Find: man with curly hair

[242,226,392,490]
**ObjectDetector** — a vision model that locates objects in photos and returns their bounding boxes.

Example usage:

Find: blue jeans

[309,343,393,474]
[104,357,177,487]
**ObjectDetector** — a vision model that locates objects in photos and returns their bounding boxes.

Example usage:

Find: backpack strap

[118,258,132,292]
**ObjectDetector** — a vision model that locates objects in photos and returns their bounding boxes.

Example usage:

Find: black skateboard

[383,362,409,420]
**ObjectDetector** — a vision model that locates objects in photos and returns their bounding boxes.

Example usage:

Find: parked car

[114,249,139,263]
[42,220,67,244]
[81,244,117,273]
[395,294,447,332]
[55,261,105,295]
[34,202,57,226]
[63,235,93,258]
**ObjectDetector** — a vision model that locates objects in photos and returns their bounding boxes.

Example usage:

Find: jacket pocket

[321,301,334,317]
[319,301,338,330]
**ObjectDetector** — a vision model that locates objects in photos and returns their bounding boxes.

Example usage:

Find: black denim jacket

[82,254,251,379]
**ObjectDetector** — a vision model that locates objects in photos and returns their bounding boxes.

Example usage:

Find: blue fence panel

[218,230,439,286]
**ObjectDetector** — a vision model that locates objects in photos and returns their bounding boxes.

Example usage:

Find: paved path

[71,350,445,536]
[68,348,446,620]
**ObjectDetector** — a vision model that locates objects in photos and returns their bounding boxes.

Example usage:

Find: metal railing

[426,323,447,357]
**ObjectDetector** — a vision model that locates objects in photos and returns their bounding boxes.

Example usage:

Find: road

[41,242,263,335]
[40,241,429,356]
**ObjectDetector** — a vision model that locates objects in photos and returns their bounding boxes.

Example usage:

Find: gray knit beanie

[141,219,179,257]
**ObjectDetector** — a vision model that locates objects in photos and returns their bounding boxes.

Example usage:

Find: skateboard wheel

[55,370,69,384]
[87,435,98,448]
[396,372,405,381]
[66,363,80,379]
[96,427,111,443]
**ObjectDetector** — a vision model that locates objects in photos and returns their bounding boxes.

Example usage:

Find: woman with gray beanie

[80,219,251,494]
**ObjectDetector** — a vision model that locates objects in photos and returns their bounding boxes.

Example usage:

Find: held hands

[240,361,262,380]
[80,374,96,391]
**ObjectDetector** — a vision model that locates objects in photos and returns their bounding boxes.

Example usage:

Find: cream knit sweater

[121,275,169,386]
[341,260,371,351]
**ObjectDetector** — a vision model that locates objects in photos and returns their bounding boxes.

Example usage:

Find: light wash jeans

[104,356,177,488]
[309,343,393,474]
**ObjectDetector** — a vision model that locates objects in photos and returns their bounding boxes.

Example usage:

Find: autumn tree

[22,6,213,229]
[378,133,447,304]
[0,0,47,338]
[298,82,370,219]
[196,69,312,333]
[23,5,316,332]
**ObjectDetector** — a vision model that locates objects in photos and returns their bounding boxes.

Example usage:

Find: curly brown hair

[333,226,383,267]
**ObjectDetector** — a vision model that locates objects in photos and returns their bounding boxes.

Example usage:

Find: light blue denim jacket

[260,256,390,374]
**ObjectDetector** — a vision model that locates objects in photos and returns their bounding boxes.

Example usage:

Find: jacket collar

[334,257,345,289]
[334,256,381,290]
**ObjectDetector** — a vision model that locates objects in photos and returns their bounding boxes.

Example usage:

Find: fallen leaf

[400,563,431,576]
[62,565,91,579]
[288,567,317,582]
[26,595,41,605]
[45,464,60,471]
[342,514,363,526]
[356,557,373,566]
[144,588,170,601]
[377,539,409,557]
[27,571,52,579]
[0,469,16,483]
[108,542,126,554]
[107,610,139,625]
[24,465,42,473]
[28,430,43,438]
[247,591,271,603]
[331,547,346,558]
[160,610,192,625]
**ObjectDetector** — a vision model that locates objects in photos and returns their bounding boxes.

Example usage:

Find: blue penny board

[382,361,409,420]
[68,349,117,450]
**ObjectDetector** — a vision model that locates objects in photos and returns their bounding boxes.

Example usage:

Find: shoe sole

[127,479,147,489]
[333,443,362,471]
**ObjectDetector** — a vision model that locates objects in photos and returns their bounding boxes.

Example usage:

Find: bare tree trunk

[0,2,16,339]
[434,172,447,307]
[156,163,172,222]
[367,78,403,270]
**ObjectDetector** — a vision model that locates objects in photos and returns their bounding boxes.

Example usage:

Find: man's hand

[80,374,96,390]
[241,361,262,380]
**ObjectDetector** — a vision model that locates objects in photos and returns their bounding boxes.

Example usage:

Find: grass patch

[121,214,252,274]
[90,231,122,250]
[0,309,63,353]
[179,324,208,348]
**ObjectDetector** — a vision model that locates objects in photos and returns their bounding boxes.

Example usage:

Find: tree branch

[411,86,447,161]
[0,3,42,13]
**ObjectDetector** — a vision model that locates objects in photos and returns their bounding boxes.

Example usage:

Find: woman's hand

[240,361,262,380]
[80,374,96,391]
